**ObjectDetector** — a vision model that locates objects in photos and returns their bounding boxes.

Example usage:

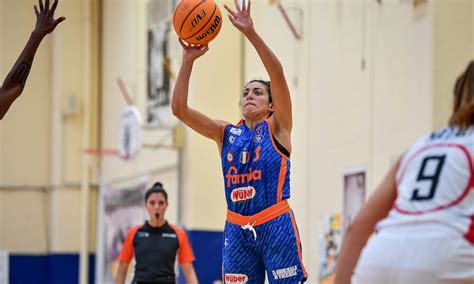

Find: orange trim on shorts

[226,200,290,226]
[277,158,287,202]
[289,210,308,278]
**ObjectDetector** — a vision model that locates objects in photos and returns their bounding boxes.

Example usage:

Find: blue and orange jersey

[221,119,290,215]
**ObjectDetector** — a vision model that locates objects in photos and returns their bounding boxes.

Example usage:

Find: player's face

[240,81,273,120]
[145,193,168,221]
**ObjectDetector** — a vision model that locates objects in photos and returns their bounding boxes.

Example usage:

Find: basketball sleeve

[118,225,140,263]
[171,225,195,264]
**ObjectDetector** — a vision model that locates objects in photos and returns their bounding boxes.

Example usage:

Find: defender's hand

[33,0,66,37]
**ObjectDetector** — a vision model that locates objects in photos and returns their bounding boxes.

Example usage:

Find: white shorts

[352,223,474,284]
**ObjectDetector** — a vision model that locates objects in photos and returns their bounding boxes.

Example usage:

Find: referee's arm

[181,262,198,284]
[115,262,129,284]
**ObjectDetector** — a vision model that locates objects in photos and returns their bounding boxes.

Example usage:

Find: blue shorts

[223,204,308,283]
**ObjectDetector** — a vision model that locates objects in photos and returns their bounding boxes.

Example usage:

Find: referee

[115,182,198,284]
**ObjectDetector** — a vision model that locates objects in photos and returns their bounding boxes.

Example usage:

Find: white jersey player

[335,61,474,284]
[379,125,474,238]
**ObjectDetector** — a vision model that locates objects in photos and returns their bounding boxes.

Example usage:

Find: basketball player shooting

[0,0,65,120]
[172,0,308,282]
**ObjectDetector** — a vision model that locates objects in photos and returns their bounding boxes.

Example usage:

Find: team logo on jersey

[229,135,236,144]
[231,186,256,202]
[225,273,248,283]
[272,265,298,280]
[240,151,250,164]
[253,146,261,162]
[162,233,177,238]
[254,134,263,143]
[136,232,150,238]
[226,166,262,187]
[230,127,242,136]
[227,152,234,162]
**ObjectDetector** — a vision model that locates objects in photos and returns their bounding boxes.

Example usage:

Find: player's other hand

[33,0,66,37]
[179,38,209,63]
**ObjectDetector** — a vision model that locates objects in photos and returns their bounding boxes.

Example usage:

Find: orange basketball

[173,0,223,45]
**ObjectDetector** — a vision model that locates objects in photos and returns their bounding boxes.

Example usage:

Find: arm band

[12,60,33,87]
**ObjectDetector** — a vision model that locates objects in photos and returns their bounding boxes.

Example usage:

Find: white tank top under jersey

[377,126,474,244]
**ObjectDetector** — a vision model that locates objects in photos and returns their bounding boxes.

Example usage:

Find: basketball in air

[173,0,223,45]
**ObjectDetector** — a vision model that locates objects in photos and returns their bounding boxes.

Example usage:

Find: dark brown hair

[144,182,168,203]
[449,61,474,130]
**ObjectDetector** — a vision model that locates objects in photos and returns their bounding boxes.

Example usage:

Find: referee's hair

[145,182,168,203]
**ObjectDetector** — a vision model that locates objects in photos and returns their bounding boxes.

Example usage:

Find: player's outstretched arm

[171,39,227,149]
[334,159,400,284]
[0,0,65,120]
[224,0,292,139]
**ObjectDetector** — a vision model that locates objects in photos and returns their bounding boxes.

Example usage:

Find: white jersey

[377,126,474,244]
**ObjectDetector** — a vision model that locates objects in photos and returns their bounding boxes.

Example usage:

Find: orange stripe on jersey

[277,158,287,202]
[289,210,308,278]
[265,118,290,158]
[170,224,195,264]
[253,146,261,162]
[118,225,141,263]
[227,200,290,226]
[265,118,289,202]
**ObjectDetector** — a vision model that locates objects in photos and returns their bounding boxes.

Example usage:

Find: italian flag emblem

[240,151,250,164]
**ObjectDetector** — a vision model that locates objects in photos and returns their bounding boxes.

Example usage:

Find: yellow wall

[100,0,182,227]
[1,189,48,252]
[0,0,99,253]
[0,0,52,185]
[433,0,474,130]
[301,0,472,277]
[0,0,53,252]
[1,0,473,281]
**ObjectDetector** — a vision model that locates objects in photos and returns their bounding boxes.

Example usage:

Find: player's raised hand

[33,0,66,37]
[224,0,254,35]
